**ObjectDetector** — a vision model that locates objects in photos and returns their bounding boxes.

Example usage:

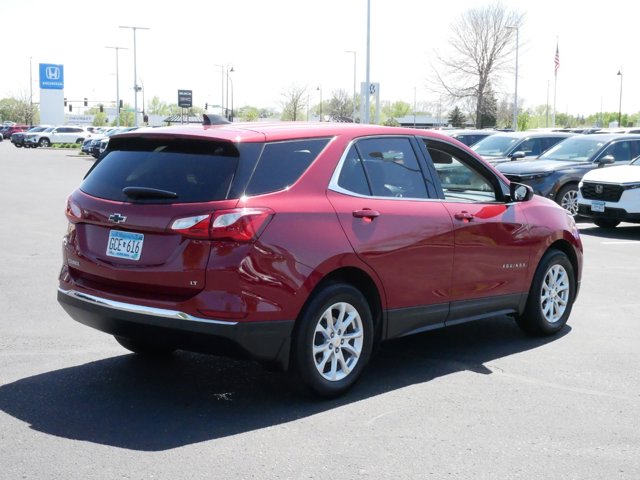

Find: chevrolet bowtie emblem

[108,213,127,223]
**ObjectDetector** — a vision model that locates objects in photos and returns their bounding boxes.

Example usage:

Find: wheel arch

[546,239,581,287]
[291,266,385,364]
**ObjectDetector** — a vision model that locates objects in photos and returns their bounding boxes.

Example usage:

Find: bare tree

[326,89,353,120]
[280,85,308,121]
[432,3,524,128]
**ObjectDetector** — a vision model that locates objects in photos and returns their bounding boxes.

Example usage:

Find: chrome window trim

[58,288,238,326]
[327,135,438,202]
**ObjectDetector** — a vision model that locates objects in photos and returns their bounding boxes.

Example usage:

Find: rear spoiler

[203,114,231,126]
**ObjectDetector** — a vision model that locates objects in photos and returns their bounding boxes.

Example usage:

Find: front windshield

[539,136,605,162]
[471,136,518,157]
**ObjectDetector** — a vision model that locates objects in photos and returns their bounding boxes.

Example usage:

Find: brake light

[170,208,274,241]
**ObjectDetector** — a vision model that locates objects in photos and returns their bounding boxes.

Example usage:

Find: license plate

[106,230,144,261]
[591,200,605,213]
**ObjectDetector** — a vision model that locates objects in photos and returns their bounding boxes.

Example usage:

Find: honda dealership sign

[39,63,65,125]
[39,63,64,89]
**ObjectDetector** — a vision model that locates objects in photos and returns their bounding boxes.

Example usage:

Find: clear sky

[2,0,638,119]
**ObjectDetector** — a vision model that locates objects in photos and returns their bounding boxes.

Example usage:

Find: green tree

[448,106,466,127]
[326,89,355,120]
[479,87,498,128]
[0,94,36,125]
[238,106,260,122]
[148,96,171,116]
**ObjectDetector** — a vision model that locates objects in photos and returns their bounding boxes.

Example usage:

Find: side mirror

[509,182,534,202]
[509,151,526,160]
[597,155,615,167]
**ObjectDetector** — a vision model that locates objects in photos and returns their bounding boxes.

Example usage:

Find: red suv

[58,121,583,397]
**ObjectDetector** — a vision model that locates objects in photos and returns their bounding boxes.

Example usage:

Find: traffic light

[99,104,104,113]
[69,104,72,112]
[119,100,123,109]
[84,98,88,107]
[64,98,67,106]
[205,103,208,110]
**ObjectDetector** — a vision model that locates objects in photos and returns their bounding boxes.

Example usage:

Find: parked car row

[81,127,138,158]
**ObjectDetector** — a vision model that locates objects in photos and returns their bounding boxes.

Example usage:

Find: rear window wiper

[122,186,178,199]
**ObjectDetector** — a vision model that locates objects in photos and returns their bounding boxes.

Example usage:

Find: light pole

[214,64,224,115]
[29,56,33,126]
[226,65,234,120]
[507,25,519,131]
[364,0,371,124]
[617,68,623,127]
[106,46,127,127]
[317,86,322,121]
[119,25,149,127]
[345,50,357,121]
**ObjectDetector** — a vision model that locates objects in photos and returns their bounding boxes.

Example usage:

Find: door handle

[353,209,380,219]
[454,211,475,221]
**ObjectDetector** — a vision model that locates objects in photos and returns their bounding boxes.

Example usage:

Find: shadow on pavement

[577,223,640,240]
[0,316,569,451]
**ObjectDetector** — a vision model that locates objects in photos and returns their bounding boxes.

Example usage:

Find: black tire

[516,249,576,336]
[594,219,620,229]
[114,335,175,356]
[292,283,374,398]
[15,144,22,148]
[556,184,579,216]
[39,138,51,147]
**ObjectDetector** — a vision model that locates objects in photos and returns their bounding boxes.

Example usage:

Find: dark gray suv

[497,134,640,215]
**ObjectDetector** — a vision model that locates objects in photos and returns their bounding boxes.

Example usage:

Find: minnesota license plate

[106,230,144,261]
[591,200,605,213]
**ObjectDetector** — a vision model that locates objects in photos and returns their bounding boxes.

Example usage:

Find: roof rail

[203,114,231,126]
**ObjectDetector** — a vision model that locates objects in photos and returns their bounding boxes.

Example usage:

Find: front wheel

[292,283,374,398]
[516,249,576,336]
[39,138,51,147]
[594,219,620,229]
[556,185,579,216]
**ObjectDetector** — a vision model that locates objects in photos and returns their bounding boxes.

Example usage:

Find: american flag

[554,43,560,74]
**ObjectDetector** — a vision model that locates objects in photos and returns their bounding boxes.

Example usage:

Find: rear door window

[244,138,330,195]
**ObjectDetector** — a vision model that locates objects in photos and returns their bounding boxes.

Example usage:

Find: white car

[577,155,640,228]
[24,125,92,147]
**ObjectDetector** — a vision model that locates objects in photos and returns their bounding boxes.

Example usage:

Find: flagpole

[552,38,559,127]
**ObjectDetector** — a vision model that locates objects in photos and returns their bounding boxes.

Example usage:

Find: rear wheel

[292,283,374,398]
[594,219,620,229]
[557,184,579,216]
[516,249,576,336]
[114,336,175,356]
[39,138,51,147]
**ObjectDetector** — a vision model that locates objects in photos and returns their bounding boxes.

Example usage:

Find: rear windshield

[80,136,331,203]
[80,139,240,203]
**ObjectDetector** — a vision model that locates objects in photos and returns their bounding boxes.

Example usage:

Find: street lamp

[345,50,357,121]
[119,25,149,127]
[317,86,322,121]
[106,46,127,127]
[617,68,623,127]
[226,65,234,120]
[506,25,519,131]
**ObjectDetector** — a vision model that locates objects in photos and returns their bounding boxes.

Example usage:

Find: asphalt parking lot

[1,140,639,479]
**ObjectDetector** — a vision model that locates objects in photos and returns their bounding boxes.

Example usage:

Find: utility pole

[119,25,149,127]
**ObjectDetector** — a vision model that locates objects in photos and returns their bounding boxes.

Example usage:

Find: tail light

[66,197,82,221]
[170,208,274,242]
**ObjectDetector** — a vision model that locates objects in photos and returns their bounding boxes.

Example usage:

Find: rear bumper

[57,288,294,370]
